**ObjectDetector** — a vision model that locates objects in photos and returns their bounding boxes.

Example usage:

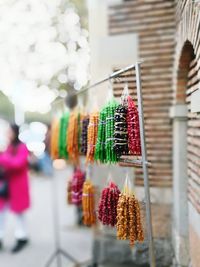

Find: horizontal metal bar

[119,158,151,166]
[51,61,143,109]
[72,61,143,97]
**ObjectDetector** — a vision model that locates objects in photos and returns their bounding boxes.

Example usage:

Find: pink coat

[0,143,30,213]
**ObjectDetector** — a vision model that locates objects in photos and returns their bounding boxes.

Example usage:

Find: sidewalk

[0,169,93,267]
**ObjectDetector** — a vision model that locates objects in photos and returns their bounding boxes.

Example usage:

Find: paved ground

[0,168,93,267]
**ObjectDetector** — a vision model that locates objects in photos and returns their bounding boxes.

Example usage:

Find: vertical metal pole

[51,173,62,267]
[135,62,156,267]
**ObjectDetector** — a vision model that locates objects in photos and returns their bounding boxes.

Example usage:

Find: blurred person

[38,124,53,176]
[0,124,30,253]
[44,124,51,155]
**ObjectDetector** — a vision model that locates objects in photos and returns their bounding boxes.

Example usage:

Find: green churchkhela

[58,111,70,159]
[95,98,119,163]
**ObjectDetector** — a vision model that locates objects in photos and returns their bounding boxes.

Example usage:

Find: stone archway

[171,40,196,266]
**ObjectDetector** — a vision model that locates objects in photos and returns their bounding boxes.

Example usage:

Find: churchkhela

[98,181,120,227]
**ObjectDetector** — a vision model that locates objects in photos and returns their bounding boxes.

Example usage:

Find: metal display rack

[48,61,156,267]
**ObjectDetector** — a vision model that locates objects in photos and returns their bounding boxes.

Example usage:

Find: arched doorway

[176,41,195,104]
[171,40,196,266]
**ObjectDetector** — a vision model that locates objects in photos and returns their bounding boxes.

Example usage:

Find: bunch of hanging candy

[50,94,141,164]
[67,169,144,247]
[52,86,144,247]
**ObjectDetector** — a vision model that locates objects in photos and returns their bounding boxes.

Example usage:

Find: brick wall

[175,0,200,215]
[108,0,175,187]
[174,1,200,266]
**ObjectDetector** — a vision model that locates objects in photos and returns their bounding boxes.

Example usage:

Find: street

[0,169,93,267]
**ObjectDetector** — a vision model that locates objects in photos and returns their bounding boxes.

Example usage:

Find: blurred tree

[0,92,14,121]
[70,0,88,28]
[0,0,90,119]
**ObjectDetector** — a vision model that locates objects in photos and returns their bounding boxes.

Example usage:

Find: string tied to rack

[121,82,129,107]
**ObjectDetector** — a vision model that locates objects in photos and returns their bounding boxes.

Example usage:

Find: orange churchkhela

[116,178,144,247]
[82,179,96,226]
[116,193,144,246]
[67,110,79,163]
[67,179,72,204]
[86,111,99,163]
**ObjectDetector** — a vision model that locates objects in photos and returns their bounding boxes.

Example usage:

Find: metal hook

[121,82,129,106]
[115,77,121,83]
[106,171,112,186]
[86,164,92,180]
[78,95,84,111]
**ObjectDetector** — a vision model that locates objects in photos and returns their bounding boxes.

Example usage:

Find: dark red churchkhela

[98,181,120,227]
[127,96,141,155]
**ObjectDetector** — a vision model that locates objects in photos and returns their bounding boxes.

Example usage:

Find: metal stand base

[45,173,92,267]
[45,248,79,267]
[44,172,80,267]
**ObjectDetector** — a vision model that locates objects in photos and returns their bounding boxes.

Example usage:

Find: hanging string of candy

[82,179,96,226]
[116,176,144,246]
[67,178,72,204]
[78,112,85,153]
[71,167,85,205]
[95,99,119,163]
[86,111,99,163]
[114,104,129,158]
[95,106,107,163]
[105,99,119,163]
[98,180,120,226]
[127,96,141,155]
[67,111,79,163]
[80,115,89,155]
[59,112,70,159]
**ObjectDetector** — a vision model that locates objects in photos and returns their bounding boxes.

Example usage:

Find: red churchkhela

[71,168,85,205]
[98,181,120,227]
[127,96,141,155]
